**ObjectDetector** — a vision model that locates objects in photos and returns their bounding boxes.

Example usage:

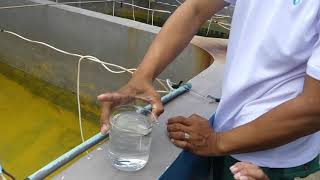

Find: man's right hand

[97,75,164,134]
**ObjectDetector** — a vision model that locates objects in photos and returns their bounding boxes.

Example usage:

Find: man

[98,0,320,179]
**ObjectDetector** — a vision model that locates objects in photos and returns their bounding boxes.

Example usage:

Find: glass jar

[107,105,156,171]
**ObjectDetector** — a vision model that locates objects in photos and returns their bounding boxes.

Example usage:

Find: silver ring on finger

[184,132,191,140]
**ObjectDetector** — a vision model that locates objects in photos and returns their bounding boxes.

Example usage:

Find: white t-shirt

[215,0,320,168]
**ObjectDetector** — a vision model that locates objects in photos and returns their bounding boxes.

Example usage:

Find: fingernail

[234,172,241,179]
[97,94,104,100]
[230,166,238,173]
[240,176,248,180]
[170,139,174,143]
[101,124,109,134]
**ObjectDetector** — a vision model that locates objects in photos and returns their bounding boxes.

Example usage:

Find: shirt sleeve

[306,23,320,80]
[224,0,236,5]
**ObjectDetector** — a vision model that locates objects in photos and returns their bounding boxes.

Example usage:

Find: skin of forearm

[134,0,228,81]
[217,76,320,155]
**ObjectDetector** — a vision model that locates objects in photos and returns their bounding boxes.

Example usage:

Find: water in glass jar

[107,111,152,171]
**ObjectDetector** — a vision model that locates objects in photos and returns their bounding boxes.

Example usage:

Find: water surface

[0,66,99,179]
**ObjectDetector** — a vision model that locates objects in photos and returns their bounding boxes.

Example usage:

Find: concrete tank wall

[50,0,232,38]
[0,0,213,102]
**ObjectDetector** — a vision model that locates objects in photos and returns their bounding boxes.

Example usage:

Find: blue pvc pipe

[144,83,192,110]
[26,133,109,180]
[26,83,192,180]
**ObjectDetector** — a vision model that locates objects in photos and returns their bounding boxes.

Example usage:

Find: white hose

[131,0,135,21]
[206,17,213,37]
[175,0,182,5]
[166,79,175,91]
[217,22,231,31]
[155,1,178,7]
[147,0,151,24]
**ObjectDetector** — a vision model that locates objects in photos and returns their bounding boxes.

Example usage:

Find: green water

[0,64,100,179]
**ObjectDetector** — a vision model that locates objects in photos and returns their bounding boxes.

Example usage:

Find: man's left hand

[167,114,221,156]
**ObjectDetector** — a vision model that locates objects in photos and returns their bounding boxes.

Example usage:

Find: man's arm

[134,0,228,81]
[218,75,320,154]
[167,75,320,156]
[98,0,228,132]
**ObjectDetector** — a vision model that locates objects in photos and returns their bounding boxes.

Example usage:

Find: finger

[167,116,192,126]
[99,102,113,134]
[136,94,164,118]
[149,94,164,117]
[168,131,205,145]
[170,139,191,149]
[188,113,202,119]
[97,92,117,101]
[239,168,267,180]
[234,175,256,180]
[231,162,267,180]
[233,170,247,180]
[167,123,190,132]
[230,162,255,173]
[234,171,263,180]
[230,162,247,174]
[97,92,134,105]
[134,95,152,102]
[243,176,260,180]
[234,162,260,173]
[168,132,187,141]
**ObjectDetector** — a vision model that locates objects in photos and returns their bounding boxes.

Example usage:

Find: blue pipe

[26,83,192,180]
[144,83,191,110]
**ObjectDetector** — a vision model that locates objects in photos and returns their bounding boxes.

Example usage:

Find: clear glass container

[107,105,156,171]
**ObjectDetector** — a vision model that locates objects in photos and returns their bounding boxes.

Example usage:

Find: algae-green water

[0,63,100,179]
